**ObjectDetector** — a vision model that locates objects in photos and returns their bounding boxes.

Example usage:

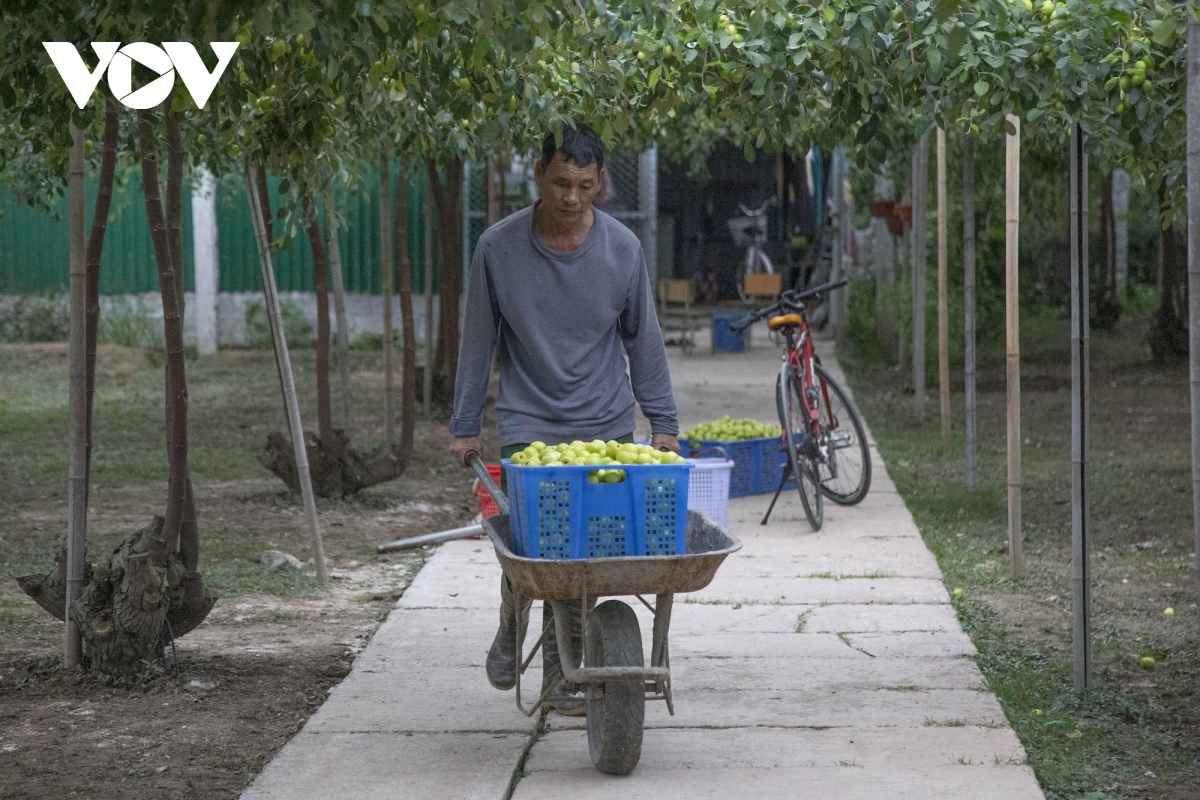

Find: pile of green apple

[682,416,782,442]
[508,440,687,484]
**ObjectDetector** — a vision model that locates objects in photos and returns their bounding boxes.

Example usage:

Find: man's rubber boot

[486,575,531,691]
[541,600,592,716]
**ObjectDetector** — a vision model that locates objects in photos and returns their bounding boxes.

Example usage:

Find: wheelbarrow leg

[651,593,674,715]
[513,593,555,718]
[761,461,794,525]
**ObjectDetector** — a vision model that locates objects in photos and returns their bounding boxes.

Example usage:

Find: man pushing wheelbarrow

[449,122,682,716]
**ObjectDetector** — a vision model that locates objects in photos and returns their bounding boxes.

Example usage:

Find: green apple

[1140,656,1156,670]
[1164,607,1175,616]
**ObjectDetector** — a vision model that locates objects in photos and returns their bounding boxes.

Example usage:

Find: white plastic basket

[686,456,734,526]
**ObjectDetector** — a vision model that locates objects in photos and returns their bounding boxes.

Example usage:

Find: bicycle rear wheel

[777,365,823,531]
[812,364,872,505]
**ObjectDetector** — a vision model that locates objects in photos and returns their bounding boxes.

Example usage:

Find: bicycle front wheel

[777,365,823,531]
[813,364,872,505]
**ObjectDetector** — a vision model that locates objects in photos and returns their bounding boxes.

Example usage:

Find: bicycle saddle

[767,314,803,329]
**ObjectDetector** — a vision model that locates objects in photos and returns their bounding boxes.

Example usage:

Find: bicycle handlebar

[737,197,776,218]
[728,278,848,332]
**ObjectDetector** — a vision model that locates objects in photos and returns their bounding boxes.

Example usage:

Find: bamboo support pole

[937,128,950,458]
[65,122,87,668]
[1186,20,1200,658]
[247,172,328,585]
[964,132,978,491]
[380,154,395,449]
[1070,120,1091,692]
[1005,115,1023,579]
[913,133,929,422]
[326,195,354,439]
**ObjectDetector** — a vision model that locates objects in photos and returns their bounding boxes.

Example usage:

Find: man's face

[534,152,603,227]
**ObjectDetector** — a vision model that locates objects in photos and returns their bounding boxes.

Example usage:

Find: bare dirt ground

[0,343,496,799]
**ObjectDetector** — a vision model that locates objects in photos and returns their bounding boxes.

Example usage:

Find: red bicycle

[731,279,870,531]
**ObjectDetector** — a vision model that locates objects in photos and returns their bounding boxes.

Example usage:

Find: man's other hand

[651,433,681,454]
[451,436,484,468]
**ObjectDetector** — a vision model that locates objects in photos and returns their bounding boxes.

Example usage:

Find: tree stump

[260,428,399,496]
[16,517,215,676]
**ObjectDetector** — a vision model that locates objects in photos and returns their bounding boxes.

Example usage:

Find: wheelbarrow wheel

[585,600,645,775]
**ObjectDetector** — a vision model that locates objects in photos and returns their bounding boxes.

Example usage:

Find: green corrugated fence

[0,159,441,295]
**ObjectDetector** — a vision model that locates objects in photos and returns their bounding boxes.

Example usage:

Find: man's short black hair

[541,122,604,174]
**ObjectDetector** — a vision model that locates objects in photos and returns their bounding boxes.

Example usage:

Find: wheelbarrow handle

[466,450,509,516]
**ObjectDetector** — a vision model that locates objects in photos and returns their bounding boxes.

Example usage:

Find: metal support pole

[838,146,850,343]
[964,132,977,491]
[424,178,435,416]
[937,128,950,458]
[913,132,929,422]
[830,146,845,343]
[1005,115,1023,579]
[1185,20,1200,659]
[1070,120,1091,692]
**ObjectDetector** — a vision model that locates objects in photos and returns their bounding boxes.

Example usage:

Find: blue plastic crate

[684,436,794,497]
[712,309,748,352]
[503,462,692,559]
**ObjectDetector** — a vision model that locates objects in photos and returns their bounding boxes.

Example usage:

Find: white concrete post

[1113,168,1130,288]
[639,145,659,286]
[192,166,219,354]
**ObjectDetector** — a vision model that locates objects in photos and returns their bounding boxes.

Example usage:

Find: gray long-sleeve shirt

[450,204,679,446]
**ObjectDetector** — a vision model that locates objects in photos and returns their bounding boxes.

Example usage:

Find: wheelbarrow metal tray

[481,510,741,602]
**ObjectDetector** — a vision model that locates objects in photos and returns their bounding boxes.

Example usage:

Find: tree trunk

[164,105,199,573]
[302,196,335,445]
[485,155,508,227]
[21,109,213,676]
[1095,172,1120,331]
[139,112,187,564]
[325,194,354,439]
[257,183,403,499]
[381,153,396,448]
[1150,180,1189,361]
[40,111,208,674]
[84,98,120,504]
[426,157,462,396]
[394,167,416,474]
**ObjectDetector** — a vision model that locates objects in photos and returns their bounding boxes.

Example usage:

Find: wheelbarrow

[467,452,742,775]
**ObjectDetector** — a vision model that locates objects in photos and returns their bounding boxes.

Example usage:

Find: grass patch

[843,308,1200,799]
[202,561,317,599]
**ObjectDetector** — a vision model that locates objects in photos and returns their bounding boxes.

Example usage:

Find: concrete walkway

[242,333,1044,800]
